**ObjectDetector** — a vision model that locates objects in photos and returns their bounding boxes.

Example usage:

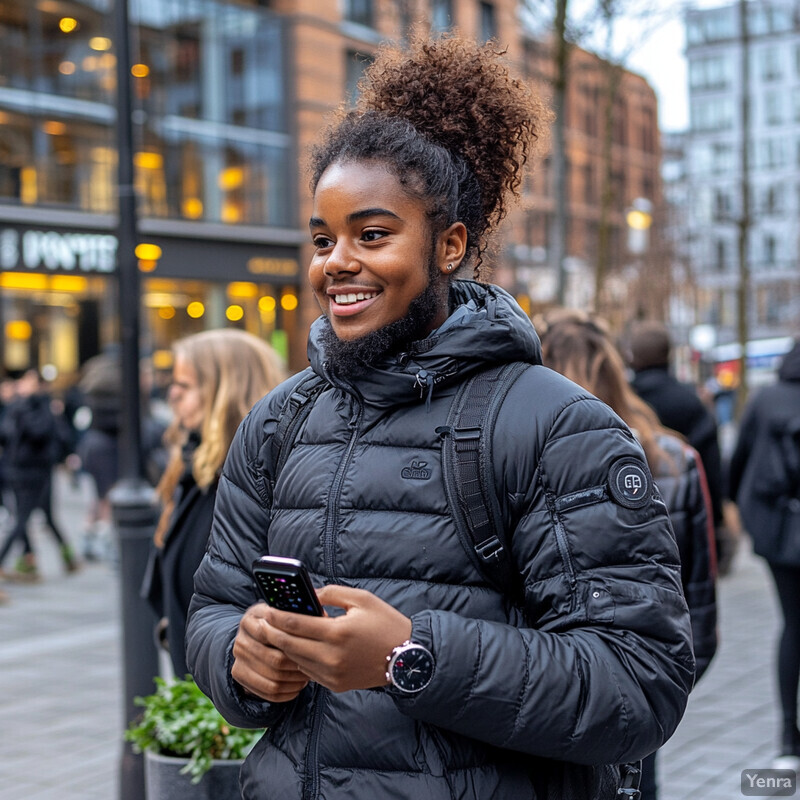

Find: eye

[362,229,388,243]
[312,234,334,249]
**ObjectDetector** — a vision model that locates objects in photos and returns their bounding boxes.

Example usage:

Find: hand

[232,603,311,703]
[260,585,412,693]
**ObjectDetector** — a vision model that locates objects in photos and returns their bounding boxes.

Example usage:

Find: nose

[323,238,360,278]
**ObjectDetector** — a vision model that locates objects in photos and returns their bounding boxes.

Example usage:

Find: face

[168,356,204,432]
[309,160,456,343]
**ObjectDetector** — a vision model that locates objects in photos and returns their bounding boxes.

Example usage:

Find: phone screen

[252,556,323,616]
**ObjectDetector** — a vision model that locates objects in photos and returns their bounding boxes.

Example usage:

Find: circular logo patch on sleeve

[608,458,652,509]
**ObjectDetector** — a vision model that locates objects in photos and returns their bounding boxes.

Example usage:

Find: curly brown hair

[310,32,550,279]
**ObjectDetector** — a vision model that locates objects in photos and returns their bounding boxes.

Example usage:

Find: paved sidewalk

[0,470,792,799]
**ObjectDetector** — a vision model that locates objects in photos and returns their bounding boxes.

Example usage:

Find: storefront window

[142,277,295,365]
[0,0,291,227]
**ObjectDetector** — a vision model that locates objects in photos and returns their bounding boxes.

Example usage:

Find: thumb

[315,583,372,611]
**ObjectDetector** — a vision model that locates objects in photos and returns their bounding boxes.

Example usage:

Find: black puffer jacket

[187,282,694,800]
[728,340,800,566]
[652,434,717,681]
[0,392,64,482]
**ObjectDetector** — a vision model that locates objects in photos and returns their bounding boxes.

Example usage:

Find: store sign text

[0,228,118,273]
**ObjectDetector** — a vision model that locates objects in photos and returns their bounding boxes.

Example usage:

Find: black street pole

[111,1,159,799]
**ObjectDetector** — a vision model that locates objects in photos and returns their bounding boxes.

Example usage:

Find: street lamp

[110,1,159,799]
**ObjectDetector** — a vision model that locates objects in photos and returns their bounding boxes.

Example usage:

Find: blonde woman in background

[539,309,718,800]
[142,329,286,678]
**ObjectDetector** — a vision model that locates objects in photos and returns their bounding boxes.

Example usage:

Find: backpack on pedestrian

[267,363,643,800]
[751,415,800,564]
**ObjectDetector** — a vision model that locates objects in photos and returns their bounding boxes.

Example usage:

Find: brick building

[0,0,662,378]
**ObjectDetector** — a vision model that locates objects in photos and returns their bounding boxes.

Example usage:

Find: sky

[563,0,730,133]
[625,15,689,131]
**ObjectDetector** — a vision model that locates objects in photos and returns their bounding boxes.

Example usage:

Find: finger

[315,584,373,609]
[262,606,333,641]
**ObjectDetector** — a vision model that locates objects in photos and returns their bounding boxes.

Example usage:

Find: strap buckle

[475,536,504,562]
[452,426,481,449]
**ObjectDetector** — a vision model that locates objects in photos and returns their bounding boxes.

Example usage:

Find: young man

[186,35,693,800]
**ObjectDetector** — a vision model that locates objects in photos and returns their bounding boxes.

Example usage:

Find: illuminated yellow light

[158,306,176,320]
[186,301,205,319]
[42,120,67,136]
[280,292,298,311]
[134,151,163,170]
[226,304,244,322]
[58,61,76,75]
[258,296,276,313]
[515,294,531,315]
[221,204,242,223]
[138,259,158,273]
[152,349,173,370]
[5,320,32,341]
[82,55,98,72]
[182,197,203,219]
[135,243,162,261]
[50,275,88,293]
[98,53,116,70]
[626,209,652,231]
[218,166,244,190]
[89,36,112,51]
[59,17,78,33]
[20,167,37,205]
[131,63,149,78]
[227,281,258,299]
[0,272,48,291]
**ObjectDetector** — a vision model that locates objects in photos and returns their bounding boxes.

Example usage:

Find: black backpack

[268,363,642,800]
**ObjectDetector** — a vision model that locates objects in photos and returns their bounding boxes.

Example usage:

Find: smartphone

[251,555,323,616]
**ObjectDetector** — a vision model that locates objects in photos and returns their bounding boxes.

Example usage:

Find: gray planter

[144,751,243,800]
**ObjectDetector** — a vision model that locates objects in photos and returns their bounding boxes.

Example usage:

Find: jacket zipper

[301,684,327,800]
[545,492,578,592]
[323,400,363,579]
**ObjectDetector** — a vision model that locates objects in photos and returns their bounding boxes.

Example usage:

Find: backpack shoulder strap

[438,361,531,594]
[268,372,326,495]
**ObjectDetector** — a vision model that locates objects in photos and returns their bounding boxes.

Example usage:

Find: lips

[327,288,381,317]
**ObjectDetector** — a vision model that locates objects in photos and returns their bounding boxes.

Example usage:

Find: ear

[436,222,467,275]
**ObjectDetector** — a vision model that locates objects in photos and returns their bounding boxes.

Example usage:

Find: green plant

[125,676,265,783]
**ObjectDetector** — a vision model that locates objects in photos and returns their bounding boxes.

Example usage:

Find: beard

[318,261,446,379]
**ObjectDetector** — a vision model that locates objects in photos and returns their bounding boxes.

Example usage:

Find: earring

[446,263,454,272]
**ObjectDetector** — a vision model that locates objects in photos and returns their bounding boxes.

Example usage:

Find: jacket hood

[778,339,800,382]
[307,280,542,407]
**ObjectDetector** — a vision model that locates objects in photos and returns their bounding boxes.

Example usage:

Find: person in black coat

[625,320,735,574]
[184,35,694,800]
[728,340,800,768]
[142,329,285,678]
[0,370,78,579]
[540,310,718,800]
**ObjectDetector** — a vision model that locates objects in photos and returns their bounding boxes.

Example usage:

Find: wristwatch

[385,640,435,694]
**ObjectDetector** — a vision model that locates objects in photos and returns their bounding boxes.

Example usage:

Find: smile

[334,291,378,305]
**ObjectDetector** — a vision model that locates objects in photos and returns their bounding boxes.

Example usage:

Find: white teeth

[334,292,376,305]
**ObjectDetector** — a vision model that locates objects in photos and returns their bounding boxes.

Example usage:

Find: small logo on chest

[401,460,432,480]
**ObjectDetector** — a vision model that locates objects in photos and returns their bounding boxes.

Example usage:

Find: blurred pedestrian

[624,320,738,575]
[0,370,78,580]
[75,352,166,562]
[540,310,718,800]
[141,329,285,679]
[728,338,800,769]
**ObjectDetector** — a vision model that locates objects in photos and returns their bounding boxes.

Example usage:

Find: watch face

[391,645,434,693]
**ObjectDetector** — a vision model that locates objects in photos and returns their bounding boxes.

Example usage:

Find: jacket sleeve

[392,382,695,766]
[185,382,298,730]
[727,396,759,502]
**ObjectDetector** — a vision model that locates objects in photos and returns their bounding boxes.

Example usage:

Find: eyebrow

[308,207,401,229]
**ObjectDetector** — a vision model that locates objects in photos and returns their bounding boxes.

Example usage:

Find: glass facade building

[0,0,303,381]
